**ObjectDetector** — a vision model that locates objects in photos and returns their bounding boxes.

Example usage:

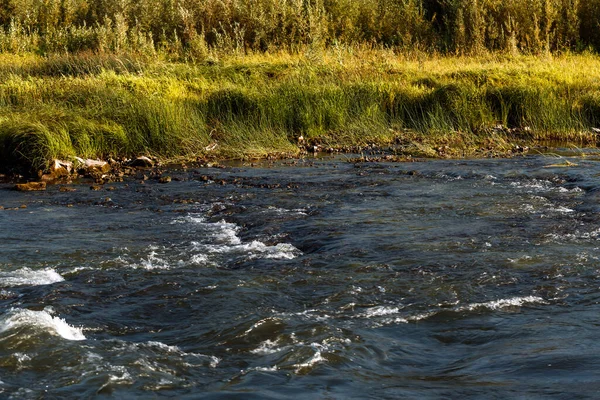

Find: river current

[1,152,600,398]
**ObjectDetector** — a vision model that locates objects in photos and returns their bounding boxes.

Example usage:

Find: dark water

[2,152,600,398]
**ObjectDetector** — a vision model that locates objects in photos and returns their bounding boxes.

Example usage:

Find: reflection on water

[2,153,600,397]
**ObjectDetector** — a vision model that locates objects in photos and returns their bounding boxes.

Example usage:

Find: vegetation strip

[2,1,600,176]
[1,51,600,176]
[1,0,599,56]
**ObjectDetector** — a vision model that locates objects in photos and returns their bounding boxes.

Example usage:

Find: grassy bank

[1,50,600,174]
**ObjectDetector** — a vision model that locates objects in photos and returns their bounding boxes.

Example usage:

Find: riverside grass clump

[1,50,600,173]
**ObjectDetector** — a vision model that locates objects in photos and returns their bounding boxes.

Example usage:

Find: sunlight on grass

[1,50,600,172]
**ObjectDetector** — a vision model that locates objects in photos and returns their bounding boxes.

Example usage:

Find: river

[1,152,600,398]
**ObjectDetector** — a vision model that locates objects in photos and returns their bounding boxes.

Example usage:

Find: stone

[158,176,172,184]
[15,182,46,191]
[130,156,154,168]
[85,159,110,174]
[75,158,111,175]
[49,159,72,178]
[40,174,56,182]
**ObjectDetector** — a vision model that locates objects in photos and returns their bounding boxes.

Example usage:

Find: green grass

[1,50,600,173]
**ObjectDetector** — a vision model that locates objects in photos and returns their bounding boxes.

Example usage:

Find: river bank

[2,51,600,177]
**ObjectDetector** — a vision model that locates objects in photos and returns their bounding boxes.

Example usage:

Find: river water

[1,152,600,398]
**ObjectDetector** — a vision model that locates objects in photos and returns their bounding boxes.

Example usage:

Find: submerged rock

[15,182,46,191]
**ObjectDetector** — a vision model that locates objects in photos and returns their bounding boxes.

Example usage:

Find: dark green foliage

[581,92,600,128]
[486,86,533,127]
[206,89,259,122]
[579,0,600,50]
[0,120,58,172]
[0,0,598,55]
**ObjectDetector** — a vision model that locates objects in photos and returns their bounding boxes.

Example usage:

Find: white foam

[251,339,284,355]
[508,255,533,263]
[265,206,308,216]
[63,266,94,274]
[551,206,575,213]
[190,254,209,264]
[0,268,64,287]
[279,309,332,322]
[145,341,184,353]
[140,251,170,270]
[13,352,31,363]
[113,340,220,368]
[192,240,301,262]
[558,186,583,193]
[180,213,302,262]
[243,242,301,260]
[360,306,402,318]
[510,180,552,192]
[239,365,279,376]
[348,285,363,295]
[178,215,242,245]
[354,296,546,327]
[546,228,600,243]
[254,366,278,372]
[0,309,85,341]
[357,309,411,327]
[461,296,546,311]
[293,343,327,374]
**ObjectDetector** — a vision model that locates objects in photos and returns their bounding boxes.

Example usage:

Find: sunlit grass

[1,49,600,172]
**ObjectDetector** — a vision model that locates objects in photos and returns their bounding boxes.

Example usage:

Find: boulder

[15,182,46,191]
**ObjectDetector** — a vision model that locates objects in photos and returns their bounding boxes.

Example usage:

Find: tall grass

[1,51,600,173]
